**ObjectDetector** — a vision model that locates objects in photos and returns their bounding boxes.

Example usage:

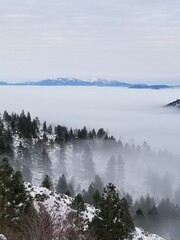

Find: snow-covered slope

[25,183,166,240]
[0,235,7,240]
[25,182,95,221]
[132,228,165,240]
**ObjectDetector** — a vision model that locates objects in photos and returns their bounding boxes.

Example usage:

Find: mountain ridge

[0,78,176,89]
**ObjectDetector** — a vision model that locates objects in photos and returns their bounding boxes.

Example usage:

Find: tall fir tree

[105,156,116,185]
[116,154,125,184]
[56,174,68,194]
[89,183,134,240]
[42,174,53,190]
[71,193,86,217]
[81,143,95,182]
[56,144,67,176]
[0,158,32,222]
[94,175,104,193]
[39,148,52,176]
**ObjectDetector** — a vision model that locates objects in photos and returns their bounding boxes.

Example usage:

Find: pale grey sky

[0,0,180,83]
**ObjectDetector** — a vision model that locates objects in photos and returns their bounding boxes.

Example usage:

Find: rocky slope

[25,183,166,240]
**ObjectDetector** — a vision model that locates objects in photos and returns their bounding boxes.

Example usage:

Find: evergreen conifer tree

[105,156,116,184]
[0,158,32,222]
[47,125,53,134]
[147,205,158,217]
[42,132,48,142]
[67,182,75,197]
[93,189,101,208]
[89,183,134,240]
[42,121,47,132]
[81,143,95,181]
[94,175,104,193]
[40,148,52,176]
[56,144,67,176]
[42,174,53,190]
[136,207,144,217]
[71,193,86,217]
[56,174,68,194]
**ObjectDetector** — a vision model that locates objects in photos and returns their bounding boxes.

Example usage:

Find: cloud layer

[0,86,179,154]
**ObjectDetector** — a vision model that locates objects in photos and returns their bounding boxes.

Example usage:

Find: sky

[0,0,180,84]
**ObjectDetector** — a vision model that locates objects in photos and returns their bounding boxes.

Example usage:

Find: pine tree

[40,148,52,176]
[47,125,53,134]
[3,110,10,122]
[17,142,32,167]
[97,128,106,139]
[0,158,32,222]
[89,183,134,240]
[134,207,148,231]
[71,193,86,217]
[67,182,75,197]
[94,175,104,193]
[81,143,95,181]
[136,207,144,217]
[147,205,158,217]
[69,127,74,141]
[42,132,48,142]
[16,141,24,164]
[56,174,68,194]
[42,174,53,190]
[56,144,67,176]
[92,129,97,138]
[144,194,156,215]
[83,183,96,205]
[81,126,88,139]
[105,156,116,184]
[93,190,101,208]
[55,125,69,144]
[42,121,47,132]
[116,154,124,183]
[71,141,81,178]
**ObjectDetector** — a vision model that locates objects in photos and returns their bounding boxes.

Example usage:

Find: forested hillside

[0,158,164,240]
[0,110,180,239]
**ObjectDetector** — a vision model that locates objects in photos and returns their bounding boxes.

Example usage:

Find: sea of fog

[0,86,180,155]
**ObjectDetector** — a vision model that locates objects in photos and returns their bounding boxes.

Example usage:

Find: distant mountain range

[0,78,179,89]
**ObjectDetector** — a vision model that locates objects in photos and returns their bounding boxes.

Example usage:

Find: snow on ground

[25,182,72,217]
[0,234,7,240]
[132,228,165,240]
[25,183,166,240]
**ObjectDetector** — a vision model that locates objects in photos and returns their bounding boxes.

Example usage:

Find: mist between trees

[0,110,180,239]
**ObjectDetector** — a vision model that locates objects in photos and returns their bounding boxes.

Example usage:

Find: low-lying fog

[1,86,180,239]
[0,86,179,154]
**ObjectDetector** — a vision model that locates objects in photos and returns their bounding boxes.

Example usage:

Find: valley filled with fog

[1,86,180,196]
[0,86,179,154]
[1,86,180,239]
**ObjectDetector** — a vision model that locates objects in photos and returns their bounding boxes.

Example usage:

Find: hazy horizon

[0,77,179,86]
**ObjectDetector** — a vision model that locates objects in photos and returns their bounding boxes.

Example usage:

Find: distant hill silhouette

[0,78,176,89]
[165,99,180,108]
